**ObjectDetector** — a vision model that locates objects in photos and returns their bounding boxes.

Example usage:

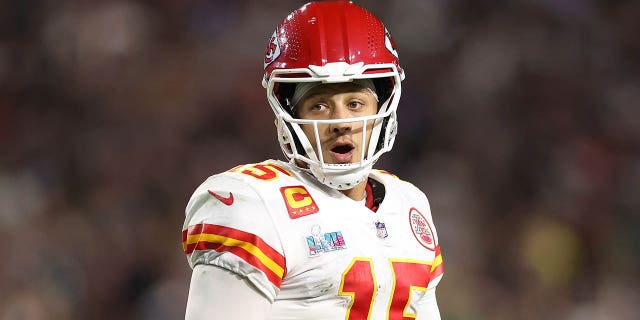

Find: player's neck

[339,180,368,201]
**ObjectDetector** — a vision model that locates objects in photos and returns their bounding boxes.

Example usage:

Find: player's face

[295,83,378,165]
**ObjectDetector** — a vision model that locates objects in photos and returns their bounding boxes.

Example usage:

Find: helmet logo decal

[264,29,281,69]
[384,27,399,58]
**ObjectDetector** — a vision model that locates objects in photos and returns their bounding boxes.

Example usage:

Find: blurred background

[1,0,639,319]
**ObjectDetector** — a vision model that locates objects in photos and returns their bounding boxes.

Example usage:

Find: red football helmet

[263,1,405,190]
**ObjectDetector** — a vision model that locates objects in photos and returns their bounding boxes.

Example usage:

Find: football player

[182,1,444,319]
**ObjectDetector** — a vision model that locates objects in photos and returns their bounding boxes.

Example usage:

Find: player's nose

[329,106,354,133]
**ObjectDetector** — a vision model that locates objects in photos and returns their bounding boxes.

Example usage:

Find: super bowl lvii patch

[305,224,346,257]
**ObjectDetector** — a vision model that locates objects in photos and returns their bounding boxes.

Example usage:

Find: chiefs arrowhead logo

[264,29,281,69]
[208,190,234,206]
[384,26,399,58]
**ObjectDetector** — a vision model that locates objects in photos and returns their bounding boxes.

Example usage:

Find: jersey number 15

[339,258,432,319]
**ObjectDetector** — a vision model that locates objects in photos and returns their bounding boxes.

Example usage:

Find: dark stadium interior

[1,0,638,319]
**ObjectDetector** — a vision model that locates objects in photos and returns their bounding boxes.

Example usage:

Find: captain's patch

[280,185,319,219]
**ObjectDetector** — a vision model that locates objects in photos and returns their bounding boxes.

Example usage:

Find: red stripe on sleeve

[193,240,284,287]
[182,223,286,287]
[430,245,444,280]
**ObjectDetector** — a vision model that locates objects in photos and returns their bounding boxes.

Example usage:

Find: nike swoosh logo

[208,190,234,206]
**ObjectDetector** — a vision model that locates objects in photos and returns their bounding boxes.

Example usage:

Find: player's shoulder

[370,168,428,201]
[193,159,299,191]
[182,161,292,293]
[183,159,299,247]
[370,169,421,191]
[185,159,301,217]
[216,159,300,184]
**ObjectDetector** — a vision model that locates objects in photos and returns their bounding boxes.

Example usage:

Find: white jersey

[182,159,444,319]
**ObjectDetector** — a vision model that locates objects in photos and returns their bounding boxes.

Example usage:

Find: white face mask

[266,62,403,190]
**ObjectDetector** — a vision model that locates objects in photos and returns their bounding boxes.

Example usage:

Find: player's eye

[348,101,364,109]
[310,103,326,111]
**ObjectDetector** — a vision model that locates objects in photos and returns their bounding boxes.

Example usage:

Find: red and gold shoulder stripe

[429,245,444,281]
[182,223,286,288]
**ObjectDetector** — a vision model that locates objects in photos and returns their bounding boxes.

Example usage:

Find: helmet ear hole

[284,121,305,156]
[375,118,389,153]
[275,83,296,115]
[373,78,393,110]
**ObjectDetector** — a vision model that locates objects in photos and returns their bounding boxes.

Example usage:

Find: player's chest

[274,189,437,260]
[274,195,438,299]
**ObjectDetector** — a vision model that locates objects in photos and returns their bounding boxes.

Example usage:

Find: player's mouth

[329,142,355,163]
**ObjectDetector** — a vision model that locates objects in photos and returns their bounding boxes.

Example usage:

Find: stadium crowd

[1,0,638,319]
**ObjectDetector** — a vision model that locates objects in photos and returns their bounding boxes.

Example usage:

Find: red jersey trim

[429,245,444,281]
[182,223,286,287]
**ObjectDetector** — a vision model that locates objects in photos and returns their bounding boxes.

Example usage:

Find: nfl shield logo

[375,221,388,239]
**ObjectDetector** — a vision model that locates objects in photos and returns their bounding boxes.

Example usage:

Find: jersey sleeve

[182,173,285,302]
[402,181,444,290]
[415,286,441,320]
[424,202,444,289]
[405,180,444,315]
[407,180,444,289]
[185,264,272,320]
